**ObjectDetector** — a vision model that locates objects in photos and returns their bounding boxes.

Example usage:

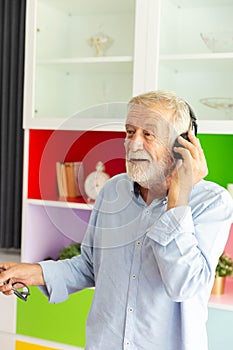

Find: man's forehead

[126,106,171,129]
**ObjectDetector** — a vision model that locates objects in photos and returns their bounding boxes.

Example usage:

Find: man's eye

[144,131,154,138]
[126,129,135,136]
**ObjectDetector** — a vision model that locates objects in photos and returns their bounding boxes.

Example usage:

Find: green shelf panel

[198,134,233,188]
[16,287,94,348]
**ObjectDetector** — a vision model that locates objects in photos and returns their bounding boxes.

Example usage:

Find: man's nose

[130,131,144,152]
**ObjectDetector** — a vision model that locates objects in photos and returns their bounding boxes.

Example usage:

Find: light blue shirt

[39,173,233,350]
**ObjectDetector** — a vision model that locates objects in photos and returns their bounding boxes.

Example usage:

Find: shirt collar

[131,180,168,206]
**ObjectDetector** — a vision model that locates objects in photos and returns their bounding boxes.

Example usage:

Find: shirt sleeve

[146,185,233,302]
[38,245,95,304]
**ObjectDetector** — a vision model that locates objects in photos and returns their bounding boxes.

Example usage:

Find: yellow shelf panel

[16,340,57,350]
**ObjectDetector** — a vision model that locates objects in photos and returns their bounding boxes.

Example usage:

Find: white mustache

[127,151,151,162]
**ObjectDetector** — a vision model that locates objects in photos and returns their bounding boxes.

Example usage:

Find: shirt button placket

[123,239,142,349]
[124,339,130,347]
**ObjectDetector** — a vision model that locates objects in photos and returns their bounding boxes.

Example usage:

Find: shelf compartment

[160,0,233,55]
[36,0,135,60]
[31,0,136,120]
[158,59,233,122]
[23,202,91,262]
[34,63,133,118]
[27,129,126,201]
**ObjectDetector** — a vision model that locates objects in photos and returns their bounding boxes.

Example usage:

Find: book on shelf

[56,162,84,198]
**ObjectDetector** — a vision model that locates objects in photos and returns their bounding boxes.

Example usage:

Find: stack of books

[56,162,84,198]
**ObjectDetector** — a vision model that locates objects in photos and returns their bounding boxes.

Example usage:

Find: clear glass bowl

[200,97,233,110]
[200,32,233,53]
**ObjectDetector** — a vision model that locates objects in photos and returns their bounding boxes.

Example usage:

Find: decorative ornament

[84,161,110,201]
[87,32,113,56]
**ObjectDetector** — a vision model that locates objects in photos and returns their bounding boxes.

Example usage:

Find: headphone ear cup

[192,120,198,136]
[185,102,198,136]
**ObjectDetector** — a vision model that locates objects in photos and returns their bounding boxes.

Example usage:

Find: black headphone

[186,102,198,136]
[173,102,198,159]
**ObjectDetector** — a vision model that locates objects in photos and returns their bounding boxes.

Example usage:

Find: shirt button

[132,274,136,279]
[129,307,134,312]
[136,241,142,246]
[125,340,130,346]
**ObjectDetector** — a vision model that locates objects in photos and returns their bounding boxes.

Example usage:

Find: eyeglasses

[0,268,30,302]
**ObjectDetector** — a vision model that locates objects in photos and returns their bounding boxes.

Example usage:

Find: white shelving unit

[19,1,233,348]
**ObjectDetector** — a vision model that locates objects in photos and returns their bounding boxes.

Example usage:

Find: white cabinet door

[23,0,160,130]
[158,0,233,134]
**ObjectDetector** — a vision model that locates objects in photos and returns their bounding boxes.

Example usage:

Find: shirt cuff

[147,206,195,246]
[38,260,69,304]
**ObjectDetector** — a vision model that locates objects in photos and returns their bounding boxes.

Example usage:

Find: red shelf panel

[28,129,126,200]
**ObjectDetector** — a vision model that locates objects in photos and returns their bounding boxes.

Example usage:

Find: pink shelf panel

[208,224,233,309]
[209,278,233,310]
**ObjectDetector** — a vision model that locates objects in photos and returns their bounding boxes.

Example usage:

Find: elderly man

[1,90,233,350]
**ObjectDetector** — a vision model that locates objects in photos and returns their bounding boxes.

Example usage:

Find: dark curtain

[0,0,26,248]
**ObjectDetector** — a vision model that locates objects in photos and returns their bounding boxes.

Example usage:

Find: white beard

[126,151,172,188]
